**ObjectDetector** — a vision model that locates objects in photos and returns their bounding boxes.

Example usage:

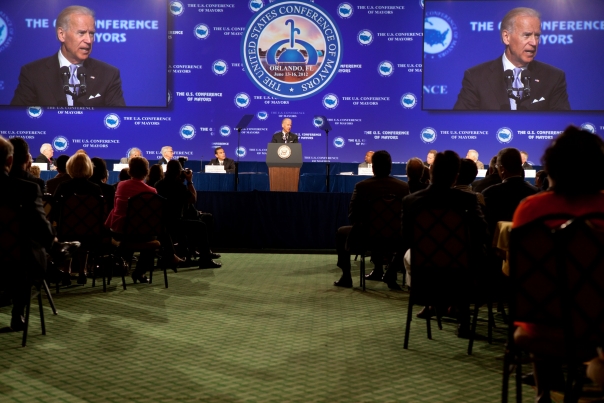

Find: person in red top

[512,126,604,403]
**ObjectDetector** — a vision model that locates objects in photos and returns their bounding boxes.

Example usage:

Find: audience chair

[57,194,125,292]
[403,208,490,355]
[0,204,54,347]
[349,194,403,291]
[118,192,169,288]
[502,213,604,403]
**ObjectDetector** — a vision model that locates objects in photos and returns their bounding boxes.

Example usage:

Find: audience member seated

[146,164,164,188]
[482,148,538,234]
[155,160,221,269]
[466,149,484,169]
[119,147,141,164]
[512,126,604,403]
[406,157,428,193]
[454,158,485,206]
[105,157,180,283]
[0,136,55,332]
[358,151,374,168]
[520,150,533,169]
[334,150,410,288]
[398,150,488,336]
[52,153,103,284]
[8,138,44,194]
[471,156,501,193]
[535,170,549,191]
[90,157,115,213]
[46,155,71,195]
[34,143,56,170]
[29,165,44,192]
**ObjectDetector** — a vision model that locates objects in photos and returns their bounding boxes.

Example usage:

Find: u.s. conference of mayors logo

[424,12,457,58]
[420,127,437,144]
[257,111,269,121]
[581,122,597,133]
[180,124,196,140]
[53,136,69,152]
[333,137,345,148]
[234,92,251,108]
[212,60,228,76]
[194,24,210,40]
[0,11,14,54]
[378,61,394,77]
[250,0,264,12]
[236,146,247,158]
[313,116,324,128]
[496,127,513,144]
[337,3,353,18]
[322,93,338,109]
[104,113,120,129]
[27,106,43,119]
[169,1,185,17]
[242,1,343,100]
[357,29,373,46]
[220,125,231,137]
[401,93,417,109]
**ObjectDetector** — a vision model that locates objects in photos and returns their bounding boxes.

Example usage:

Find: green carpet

[0,253,536,402]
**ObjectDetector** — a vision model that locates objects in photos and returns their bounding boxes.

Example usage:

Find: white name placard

[113,163,129,171]
[357,167,373,176]
[205,165,226,173]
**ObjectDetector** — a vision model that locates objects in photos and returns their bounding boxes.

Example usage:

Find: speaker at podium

[266,143,303,192]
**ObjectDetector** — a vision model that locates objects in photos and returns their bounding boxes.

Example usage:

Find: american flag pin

[534,79,539,82]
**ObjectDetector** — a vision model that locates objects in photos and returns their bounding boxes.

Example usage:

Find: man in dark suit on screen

[271,118,299,143]
[10,5,125,107]
[453,7,570,111]
[209,147,235,173]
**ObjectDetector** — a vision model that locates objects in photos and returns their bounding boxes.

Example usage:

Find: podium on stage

[266,143,303,192]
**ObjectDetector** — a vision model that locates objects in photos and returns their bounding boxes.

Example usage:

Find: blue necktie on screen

[69,64,79,96]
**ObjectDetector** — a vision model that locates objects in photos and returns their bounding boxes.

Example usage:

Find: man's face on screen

[58,13,95,64]
[503,15,541,67]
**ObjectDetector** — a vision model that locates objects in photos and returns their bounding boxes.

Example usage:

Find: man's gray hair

[0,136,14,169]
[56,6,95,32]
[40,143,52,153]
[500,7,540,39]
[129,147,142,157]
[161,146,173,155]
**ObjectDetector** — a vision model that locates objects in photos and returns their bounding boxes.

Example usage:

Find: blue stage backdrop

[0,0,602,167]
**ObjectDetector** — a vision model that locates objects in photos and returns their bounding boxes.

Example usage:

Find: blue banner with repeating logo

[0,0,602,167]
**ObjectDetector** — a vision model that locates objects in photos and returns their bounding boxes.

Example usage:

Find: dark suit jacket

[9,168,44,194]
[11,54,125,107]
[46,173,71,195]
[471,173,502,194]
[34,154,54,170]
[346,176,410,250]
[271,132,299,143]
[401,184,488,258]
[522,162,533,170]
[482,176,539,232]
[51,178,103,223]
[0,171,54,278]
[453,57,570,111]
[209,158,235,173]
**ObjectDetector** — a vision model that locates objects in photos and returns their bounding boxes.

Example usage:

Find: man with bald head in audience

[482,147,538,233]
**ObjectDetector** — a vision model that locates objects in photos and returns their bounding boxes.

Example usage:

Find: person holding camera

[155,160,221,269]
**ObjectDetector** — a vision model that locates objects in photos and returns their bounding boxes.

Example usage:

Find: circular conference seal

[277,145,292,159]
[241,1,343,100]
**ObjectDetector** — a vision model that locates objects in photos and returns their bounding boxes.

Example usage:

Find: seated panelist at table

[10,5,125,107]
[34,143,56,170]
[209,147,235,173]
[271,118,298,144]
[119,147,141,164]
[358,151,374,168]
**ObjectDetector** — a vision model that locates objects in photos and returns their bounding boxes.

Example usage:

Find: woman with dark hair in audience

[512,126,604,403]
[90,157,115,213]
[113,167,131,191]
[146,163,163,188]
